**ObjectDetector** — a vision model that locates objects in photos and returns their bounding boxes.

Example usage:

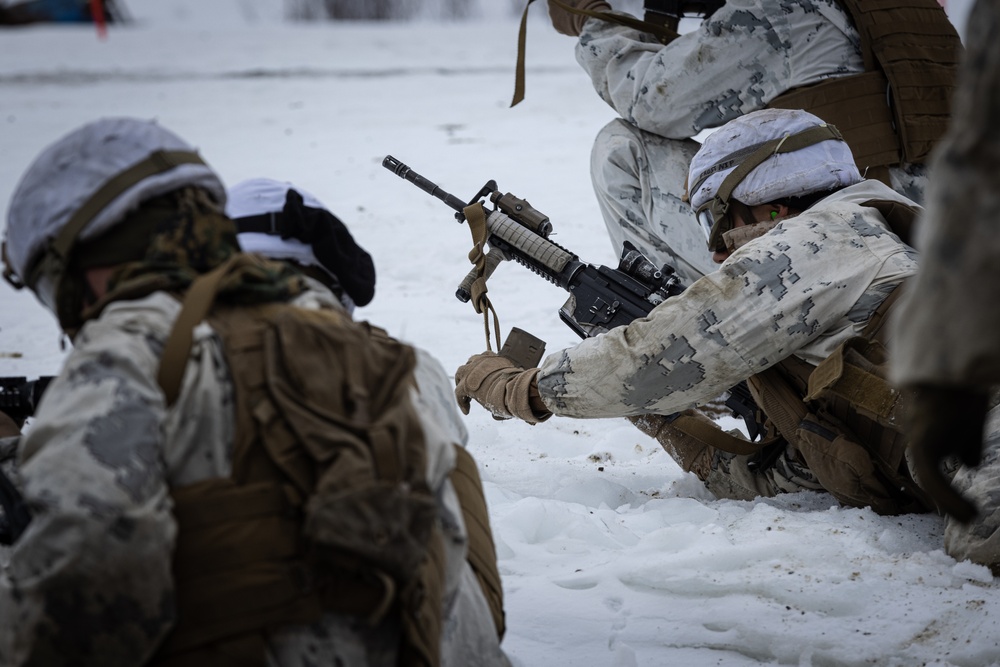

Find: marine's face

[711,216,744,264]
[711,203,790,264]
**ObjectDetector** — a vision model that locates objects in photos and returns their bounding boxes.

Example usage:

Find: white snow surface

[1,3,997,666]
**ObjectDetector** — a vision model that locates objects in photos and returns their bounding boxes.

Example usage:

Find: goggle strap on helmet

[25,149,206,288]
[713,124,844,207]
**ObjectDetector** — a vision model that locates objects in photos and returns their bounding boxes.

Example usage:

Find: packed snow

[1,2,997,665]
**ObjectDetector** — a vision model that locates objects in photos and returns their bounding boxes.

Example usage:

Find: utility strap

[671,412,775,456]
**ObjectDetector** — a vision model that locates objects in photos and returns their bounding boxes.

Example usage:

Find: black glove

[281,189,376,307]
[280,188,323,243]
[905,384,990,524]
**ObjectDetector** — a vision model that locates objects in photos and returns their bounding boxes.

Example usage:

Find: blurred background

[0,0,647,24]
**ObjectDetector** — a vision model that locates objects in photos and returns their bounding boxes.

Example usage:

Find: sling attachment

[463,202,503,352]
[510,0,679,107]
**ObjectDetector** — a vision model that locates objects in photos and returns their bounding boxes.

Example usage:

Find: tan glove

[455,352,551,424]
[548,0,612,37]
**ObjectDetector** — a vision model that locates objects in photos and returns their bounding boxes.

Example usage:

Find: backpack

[151,255,445,666]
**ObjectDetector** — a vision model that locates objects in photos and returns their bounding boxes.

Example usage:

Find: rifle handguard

[485,210,576,281]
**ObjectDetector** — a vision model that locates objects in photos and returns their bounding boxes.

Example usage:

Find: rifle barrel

[382,156,469,215]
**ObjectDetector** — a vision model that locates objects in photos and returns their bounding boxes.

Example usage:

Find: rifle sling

[670,411,769,456]
[463,202,503,352]
[511,0,679,107]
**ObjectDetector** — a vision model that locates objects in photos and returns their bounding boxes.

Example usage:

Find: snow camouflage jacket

[535,179,919,419]
[575,0,863,138]
[0,284,506,667]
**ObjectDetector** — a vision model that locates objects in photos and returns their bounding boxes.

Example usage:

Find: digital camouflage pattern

[891,0,1000,568]
[534,173,1000,570]
[535,179,919,419]
[0,279,507,666]
[577,0,928,284]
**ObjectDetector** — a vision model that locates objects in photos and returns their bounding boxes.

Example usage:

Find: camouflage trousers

[590,119,715,286]
[589,119,930,286]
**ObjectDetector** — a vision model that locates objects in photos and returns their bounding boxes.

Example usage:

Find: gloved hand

[904,384,990,524]
[455,352,550,424]
[548,0,612,37]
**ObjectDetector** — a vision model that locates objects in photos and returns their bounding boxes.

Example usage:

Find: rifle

[0,376,54,427]
[381,156,763,440]
[383,156,683,335]
[0,376,49,546]
[642,1,726,38]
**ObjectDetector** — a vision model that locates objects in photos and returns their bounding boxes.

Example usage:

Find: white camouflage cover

[686,108,862,212]
[4,117,225,283]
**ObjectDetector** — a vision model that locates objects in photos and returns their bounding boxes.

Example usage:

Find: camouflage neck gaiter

[78,187,307,326]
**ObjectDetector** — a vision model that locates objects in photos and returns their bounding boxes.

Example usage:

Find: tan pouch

[795,411,906,514]
[806,336,905,428]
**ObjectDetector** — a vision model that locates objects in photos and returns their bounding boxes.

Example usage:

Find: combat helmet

[3,117,225,332]
[687,108,862,252]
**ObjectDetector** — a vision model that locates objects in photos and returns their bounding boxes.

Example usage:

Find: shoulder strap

[157,255,242,407]
[450,445,505,639]
[804,281,907,422]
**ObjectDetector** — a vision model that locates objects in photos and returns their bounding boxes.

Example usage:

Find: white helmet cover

[4,117,225,291]
[225,177,332,278]
[688,108,862,213]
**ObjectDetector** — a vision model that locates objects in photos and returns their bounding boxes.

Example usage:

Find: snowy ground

[2,3,998,666]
